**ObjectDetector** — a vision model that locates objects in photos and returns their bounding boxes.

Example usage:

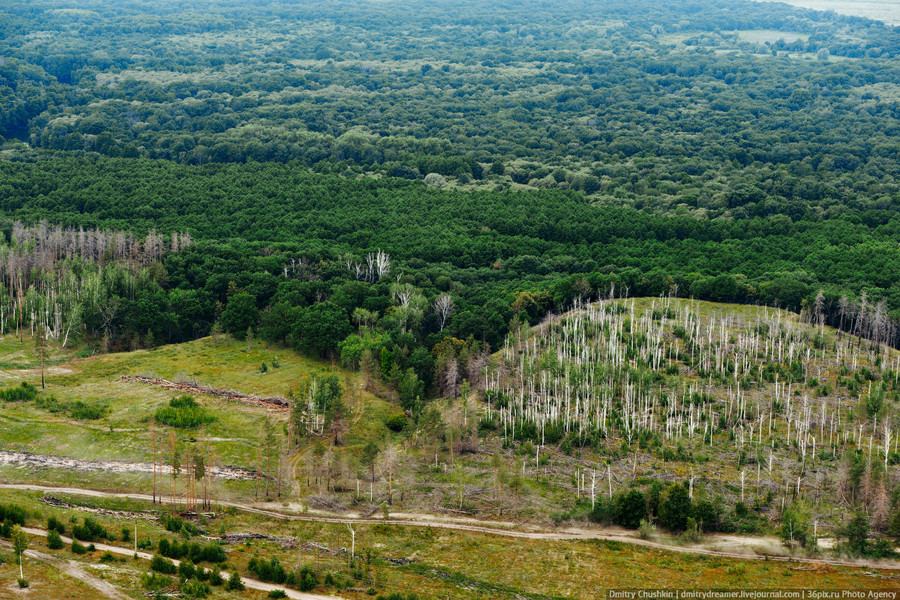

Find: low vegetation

[154,395,216,429]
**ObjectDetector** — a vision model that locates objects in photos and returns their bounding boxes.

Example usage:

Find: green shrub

[692,499,720,532]
[34,395,107,420]
[0,504,27,526]
[72,517,109,542]
[142,572,172,591]
[780,508,810,548]
[71,540,87,555]
[385,414,408,432]
[180,578,210,599]
[0,382,38,402]
[658,483,692,532]
[867,538,896,559]
[47,530,64,549]
[842,511,877,557]
[68,401,108,420]
[612,489,647,529]
[682,517,702,543]
[226,571,244,591]
[588,496,608,524]
[638,519,656,540]
[179,559,197,580]
[248,556,288,584]
[297,564,317,591]
[150,554,177,574]
[158,537,225,564]
[155,396,215,428]
[164,515,198,536]
[47,516,66,535]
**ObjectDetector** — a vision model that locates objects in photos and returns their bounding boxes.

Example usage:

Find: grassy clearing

[0,334,386,465]
[0,553,106,600]
[0,334,400,507]
[732,30,809,44]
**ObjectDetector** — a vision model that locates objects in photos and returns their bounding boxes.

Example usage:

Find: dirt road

[4,483,899,571]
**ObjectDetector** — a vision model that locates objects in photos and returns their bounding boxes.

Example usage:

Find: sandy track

[4,483,900,571]
[17,527,342,600]
[0,450,255,480]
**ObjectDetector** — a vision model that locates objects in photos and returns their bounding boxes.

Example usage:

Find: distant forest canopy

[0,0,899,218]
[0,0,898,380]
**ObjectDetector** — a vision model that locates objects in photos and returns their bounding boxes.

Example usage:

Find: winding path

[4,483,900,572]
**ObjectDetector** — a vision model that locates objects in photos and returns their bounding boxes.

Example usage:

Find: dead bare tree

[434,293,454,331]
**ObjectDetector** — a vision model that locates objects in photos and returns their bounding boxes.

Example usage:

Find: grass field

[0,554,108,600]
[733,30,810,43]
[0,332,392,472]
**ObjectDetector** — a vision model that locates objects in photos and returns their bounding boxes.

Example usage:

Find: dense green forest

[0,0,898,393]
[0,157,897,375]
[1,0,900,217]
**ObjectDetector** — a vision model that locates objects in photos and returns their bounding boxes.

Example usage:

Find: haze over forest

[758,0,900,25]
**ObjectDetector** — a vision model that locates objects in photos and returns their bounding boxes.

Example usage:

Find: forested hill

[0,156,896,346]
[0,0,898,368]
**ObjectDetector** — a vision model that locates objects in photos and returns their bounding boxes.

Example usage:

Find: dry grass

[0,554,107,600]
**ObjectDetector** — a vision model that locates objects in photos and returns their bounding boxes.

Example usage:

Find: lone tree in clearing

[12,525,29,580]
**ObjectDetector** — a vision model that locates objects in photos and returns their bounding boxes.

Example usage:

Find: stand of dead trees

[0,222,190,348]
[484,295,900,531]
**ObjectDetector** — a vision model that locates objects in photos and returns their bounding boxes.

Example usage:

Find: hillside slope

[2,298,898,553]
